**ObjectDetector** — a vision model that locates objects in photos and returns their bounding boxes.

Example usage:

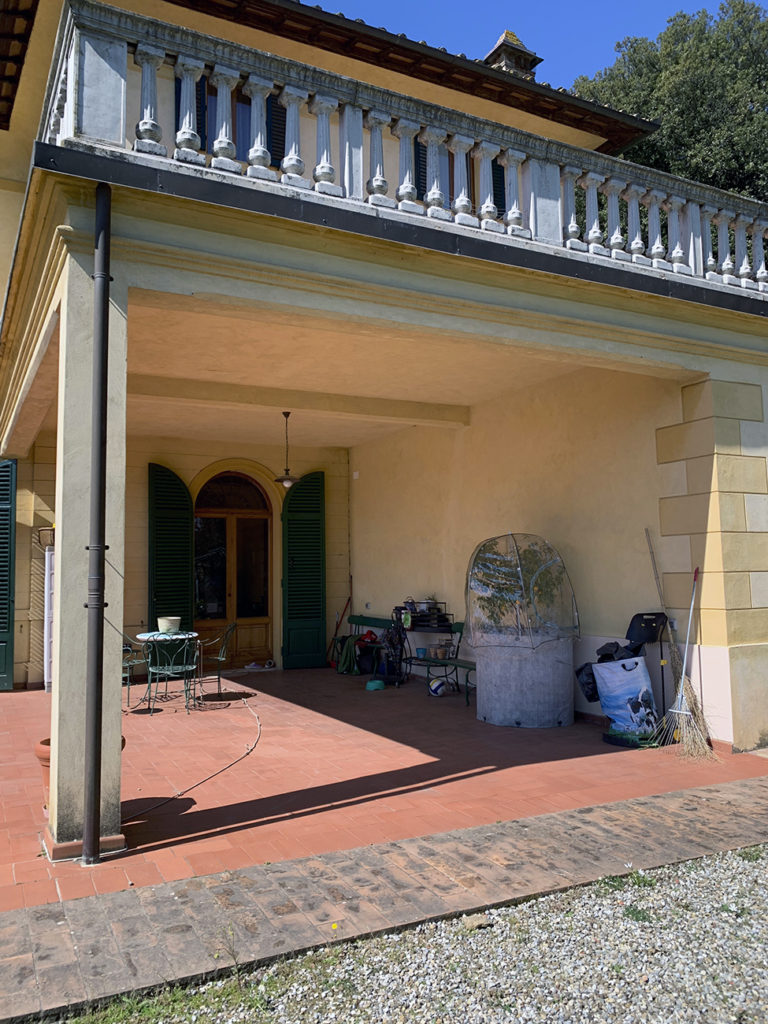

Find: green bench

[403,621,476,705]
[333,613,401,681]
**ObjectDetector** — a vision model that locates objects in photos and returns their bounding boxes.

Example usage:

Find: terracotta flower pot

[33,736,126,819]
[33,738,51,818]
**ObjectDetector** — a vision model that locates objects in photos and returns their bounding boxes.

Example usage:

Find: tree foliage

[572,0,768,200]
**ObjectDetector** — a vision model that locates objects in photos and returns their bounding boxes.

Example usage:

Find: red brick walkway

[2,668,767,911]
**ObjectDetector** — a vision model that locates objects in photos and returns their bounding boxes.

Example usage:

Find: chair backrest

[217,622,236,659]
[143,633,197,675]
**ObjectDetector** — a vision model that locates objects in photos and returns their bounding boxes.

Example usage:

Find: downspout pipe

[82,182,111,865]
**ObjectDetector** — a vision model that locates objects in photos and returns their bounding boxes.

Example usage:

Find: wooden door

[194,473,272,665]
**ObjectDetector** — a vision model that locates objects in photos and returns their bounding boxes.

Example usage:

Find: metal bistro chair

[198,622,236,694]
[142,632,200,714]
[122,633,146,708]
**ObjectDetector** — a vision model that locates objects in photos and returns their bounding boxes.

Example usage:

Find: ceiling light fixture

[274,410,299,489]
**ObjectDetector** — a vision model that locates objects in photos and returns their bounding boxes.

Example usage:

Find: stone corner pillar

[48,251,127,859]
[656,377,768,752]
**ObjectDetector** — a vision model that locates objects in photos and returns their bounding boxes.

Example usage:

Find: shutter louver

[282,471,326,667]
[148,463,194,632]
[0,460,15,690]
[492,158,506,216]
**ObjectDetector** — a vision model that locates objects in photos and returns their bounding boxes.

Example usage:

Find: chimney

[483,30,542,80]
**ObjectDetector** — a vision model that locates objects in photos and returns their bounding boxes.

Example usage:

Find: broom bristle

[648,673,718,760]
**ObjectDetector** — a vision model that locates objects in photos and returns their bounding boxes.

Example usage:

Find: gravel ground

[228,845,766,1024]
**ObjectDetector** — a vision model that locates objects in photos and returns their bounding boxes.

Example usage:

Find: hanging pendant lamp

[274,410,299,489]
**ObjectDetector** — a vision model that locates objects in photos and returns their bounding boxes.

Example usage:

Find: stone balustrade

[43,0,768,297]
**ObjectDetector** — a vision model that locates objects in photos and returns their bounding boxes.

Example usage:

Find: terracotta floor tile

[21,878,59,907]
[91,867,130,895]
[1,671,767,905]
[0,882,25,911]
[123,859,165,888]
[55,874,97,902]
[12,858,51,885]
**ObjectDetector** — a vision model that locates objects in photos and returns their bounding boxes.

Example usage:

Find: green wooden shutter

[282,471,326,668]
[148,463,194,631]
[0,460,15,690]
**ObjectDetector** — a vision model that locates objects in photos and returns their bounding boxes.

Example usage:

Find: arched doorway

[194,472,272,665]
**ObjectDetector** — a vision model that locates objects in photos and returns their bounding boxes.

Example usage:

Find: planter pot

[34,736,126,818]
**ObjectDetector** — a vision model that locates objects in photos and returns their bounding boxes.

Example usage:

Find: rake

[645,561,715,759]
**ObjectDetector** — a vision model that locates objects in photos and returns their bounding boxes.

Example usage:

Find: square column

[656,379,768,751]
[48,253,127,856]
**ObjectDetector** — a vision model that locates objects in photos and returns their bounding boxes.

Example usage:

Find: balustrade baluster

[577,172,608,255]
[364,110,395,207]
[681,201,704,277]
[641,189,669,268]
[664,195,690,273]
[134,44,166,156]
[560,165,585,250]
[734,214,756,289]
[446,135,477,227]
[751,220,768,291]
[715,209,737,284]
[174,56,205,165]
[242,75,277,181]
[499,149,530,237]
[391,118,422,215]
[601,177,628,261]
[47,69,68,144]
[472,141,503,233]
[279,86,310,188]
[308,94,342,196]
[621,183,649,264]
[418,126,451,221]
[210,65,241,173]
[701,204,718,278]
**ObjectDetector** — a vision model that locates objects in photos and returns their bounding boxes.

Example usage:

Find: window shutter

[414,139,427,201]
[148,463,194,631]
[266,95,286,168]
[492,158,506,216]
[282,472,326,668]
[0,460,15,690]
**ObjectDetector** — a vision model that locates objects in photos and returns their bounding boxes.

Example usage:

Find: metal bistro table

[136,631,200,713]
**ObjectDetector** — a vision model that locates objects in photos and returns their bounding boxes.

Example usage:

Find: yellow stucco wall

[19,433,349,681]
[349,366,683,636]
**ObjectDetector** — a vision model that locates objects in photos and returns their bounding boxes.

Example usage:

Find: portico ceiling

[126,294,585,447]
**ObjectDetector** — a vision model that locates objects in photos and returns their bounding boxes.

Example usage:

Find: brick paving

[1,668,768,1019]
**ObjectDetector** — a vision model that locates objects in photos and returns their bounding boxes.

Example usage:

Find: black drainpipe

[82,182,111,865]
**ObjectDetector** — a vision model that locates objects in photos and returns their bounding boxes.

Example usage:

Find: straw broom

[645,532,716,759]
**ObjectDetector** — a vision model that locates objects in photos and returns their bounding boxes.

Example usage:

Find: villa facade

[1,0,767,855]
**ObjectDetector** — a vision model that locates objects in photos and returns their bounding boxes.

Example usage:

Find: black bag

[575,662,599,702]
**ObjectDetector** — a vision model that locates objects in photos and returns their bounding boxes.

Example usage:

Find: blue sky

[314,1,724,88]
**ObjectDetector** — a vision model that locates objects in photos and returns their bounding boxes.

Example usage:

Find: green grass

[67,979,273,1024]
[623,905,653,923]
[737,846,764,863]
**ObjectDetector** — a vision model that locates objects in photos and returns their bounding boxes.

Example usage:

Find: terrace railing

[42,0,768,298]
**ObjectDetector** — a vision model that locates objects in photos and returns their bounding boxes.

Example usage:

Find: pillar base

[43,827,126,862]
